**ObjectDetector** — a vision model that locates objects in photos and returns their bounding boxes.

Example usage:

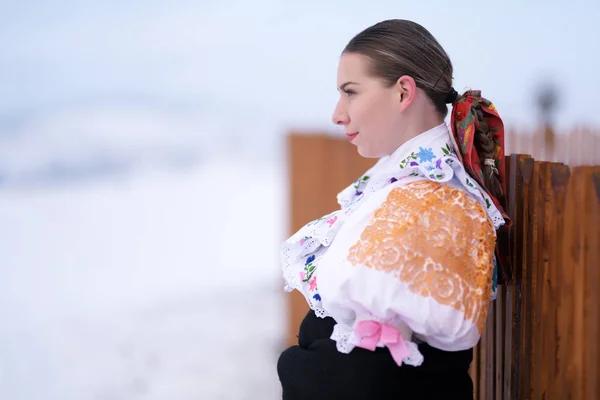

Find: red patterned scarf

[450,90,513,283]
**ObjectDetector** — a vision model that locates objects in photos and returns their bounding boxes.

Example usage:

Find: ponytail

[447,89,512,283]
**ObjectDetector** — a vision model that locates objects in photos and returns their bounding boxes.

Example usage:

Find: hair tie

[445,88,459,104]
[484,158,499,178]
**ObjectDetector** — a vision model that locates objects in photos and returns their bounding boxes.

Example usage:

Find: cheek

[353,94,396,133]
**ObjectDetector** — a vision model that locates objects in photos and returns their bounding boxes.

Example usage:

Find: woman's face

[332,52,407,158]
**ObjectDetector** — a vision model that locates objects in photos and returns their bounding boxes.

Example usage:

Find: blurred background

[0,1,598,399]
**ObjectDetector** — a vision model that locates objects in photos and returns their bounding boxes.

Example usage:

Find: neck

[405,113,446,141]
[389,114,446,155]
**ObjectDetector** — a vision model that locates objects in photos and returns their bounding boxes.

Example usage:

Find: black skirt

[277,310,474,400]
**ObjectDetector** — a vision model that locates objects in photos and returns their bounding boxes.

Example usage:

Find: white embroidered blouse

[281,123,505,366]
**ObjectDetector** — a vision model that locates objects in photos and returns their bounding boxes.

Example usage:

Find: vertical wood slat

[495,286,505,400]
[566,167,600,400]
[584,169,600,400]
[523,162,544,400]
[549,164,571,399]
[519,157,535,400]
[479,323,488,400]
[573,169,586,400]
[506,154,531,400]
[520,158,539,399]
[559,165,579,400]
[541,162,560,399]
[503,155,514,400]
[486,302,495,399]
[531,161,547,399]
[471,334,480,399]
[584,168,600,400]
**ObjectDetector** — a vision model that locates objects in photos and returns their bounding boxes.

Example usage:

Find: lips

[346,132,359,142]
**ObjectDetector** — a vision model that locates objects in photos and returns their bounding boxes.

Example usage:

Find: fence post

[503,154,532,400]
[561,167,600,399]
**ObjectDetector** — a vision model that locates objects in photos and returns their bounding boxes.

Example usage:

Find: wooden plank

[506,154,531,400]
[579,167,600,399]
[539,162,556,399]
[547,163,570,399]
[479,326,488,400]
[585,168,600,400]
[486,302,495,399]
[523,158,539,400]
[495,286,505,400]
[559,166,578,399]
[531,161,547,399]
[518,157,534,399]
[566,166,586,400]
[549,163,571,399]
[471,341,480,399]
[503,154,514,400]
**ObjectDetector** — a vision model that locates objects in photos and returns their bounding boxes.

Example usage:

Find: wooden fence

[505,128,599,167]
[285,129,599,399]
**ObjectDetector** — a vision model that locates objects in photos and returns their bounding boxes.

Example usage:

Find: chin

[356,146,385,159]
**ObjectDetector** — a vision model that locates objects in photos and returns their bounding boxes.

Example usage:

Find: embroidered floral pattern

[353,175,370,196]
[416,147,435,163]
[305,211,337,228]
[347,181,496,333]
[399,152,417,169]
[397,145,456,183]
[302,255,316,283]
[441,143,453,156]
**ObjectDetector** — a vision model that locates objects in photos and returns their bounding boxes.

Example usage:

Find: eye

[343,89,356,97]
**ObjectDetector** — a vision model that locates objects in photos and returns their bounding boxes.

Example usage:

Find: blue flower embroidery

[313,294,321,301]
[417,147,436,163]
[305,255,315,266]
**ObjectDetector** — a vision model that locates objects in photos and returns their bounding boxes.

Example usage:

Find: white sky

[1,0,599,140]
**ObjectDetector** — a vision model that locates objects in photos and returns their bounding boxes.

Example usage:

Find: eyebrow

[338,81,359,91]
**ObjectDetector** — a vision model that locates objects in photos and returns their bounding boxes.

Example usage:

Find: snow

[0,161,287,399]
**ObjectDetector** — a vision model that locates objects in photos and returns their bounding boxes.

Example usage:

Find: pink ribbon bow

[355,320,410,366]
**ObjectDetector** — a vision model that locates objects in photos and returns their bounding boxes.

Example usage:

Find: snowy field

[0,162,287,399]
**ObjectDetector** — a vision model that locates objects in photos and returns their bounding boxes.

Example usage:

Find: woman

[277,19,511,399]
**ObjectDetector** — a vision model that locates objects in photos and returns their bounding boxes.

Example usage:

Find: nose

[332,99,349,126]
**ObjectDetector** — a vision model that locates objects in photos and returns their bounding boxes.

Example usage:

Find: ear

[395,75,417,111]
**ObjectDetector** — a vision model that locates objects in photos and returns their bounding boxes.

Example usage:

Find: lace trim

[337,154,505,230]
[445,157,505,229]
[281,246,329,318]
[330,324,424,367]
[401,155,504,230]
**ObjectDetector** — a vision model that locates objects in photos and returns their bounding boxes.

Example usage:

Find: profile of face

[332,52,416,158]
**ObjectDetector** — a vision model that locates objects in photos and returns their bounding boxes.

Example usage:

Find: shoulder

[350,179,496,295]
[374,180,494,231]
[348,179,497,335]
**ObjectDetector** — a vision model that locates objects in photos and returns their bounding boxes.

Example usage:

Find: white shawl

[281,123,504,366]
